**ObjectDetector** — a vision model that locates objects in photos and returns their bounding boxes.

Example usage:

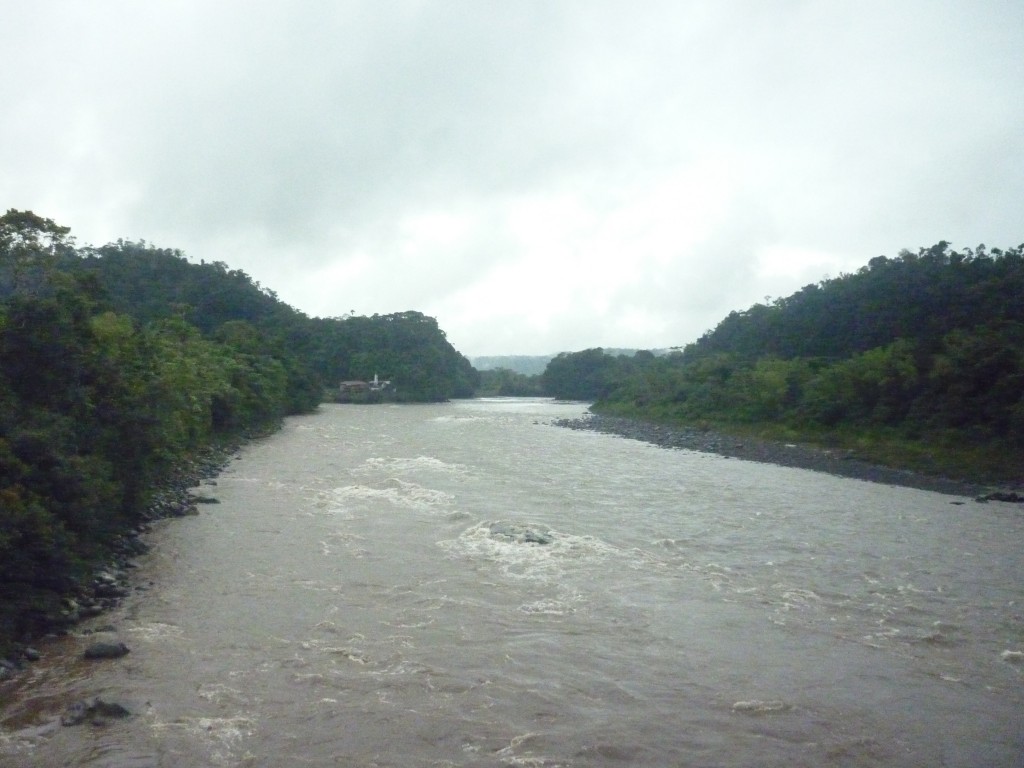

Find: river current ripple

[2,398,1022,766]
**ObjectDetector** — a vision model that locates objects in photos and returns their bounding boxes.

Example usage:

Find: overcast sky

[3,1,1022,356]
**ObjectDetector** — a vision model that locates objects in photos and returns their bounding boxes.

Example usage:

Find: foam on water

[731,699,791,715]
[150,715,255,766]
[353,455,469,477]
[124,621,184,642]
[519,598,574,616]
[494,732,567,768]
[329,479,455,513]
[439,520,619,583]
[429,414,489,423]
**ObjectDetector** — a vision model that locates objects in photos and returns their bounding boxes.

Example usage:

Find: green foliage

[81,241,295,333]
[541,348,625,400]
[551,243,1024,483]
[0,210,480,647]
[75,241,473,404]
[687,242,1024,362]
[477,368,544,397]
[0,209,75,299]
[540,348,676,402]
[308,311,478,401]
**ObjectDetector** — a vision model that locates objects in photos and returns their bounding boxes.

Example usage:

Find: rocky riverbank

[553,414,1012,498]
[0,440,239,679]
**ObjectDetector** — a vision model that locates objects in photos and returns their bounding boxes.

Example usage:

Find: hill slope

[542,242,1024,484]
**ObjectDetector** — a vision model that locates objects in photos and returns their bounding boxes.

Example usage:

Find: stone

[61,701,90,726]
[487,522,554,545]
[61,698,131,726]
[94,570,119,585]
[94,583,130,599]
[91,699,132,720]
[83,641,130,660]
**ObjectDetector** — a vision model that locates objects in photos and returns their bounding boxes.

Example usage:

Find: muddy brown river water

[1,398,1022,766]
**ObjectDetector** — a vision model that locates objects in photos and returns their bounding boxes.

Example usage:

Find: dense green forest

[542,242,1024,482]
[0,210,477,648]
[76,240,478,401]
[475,367,546,397]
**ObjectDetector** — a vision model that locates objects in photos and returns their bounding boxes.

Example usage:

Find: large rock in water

[487,522,554,545]
[61,698,131,726]
[83,641,130,660]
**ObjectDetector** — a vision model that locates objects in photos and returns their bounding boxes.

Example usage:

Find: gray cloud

[3,1,1022,355]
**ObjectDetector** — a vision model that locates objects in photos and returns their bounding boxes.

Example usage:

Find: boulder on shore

[975,491,1024,503]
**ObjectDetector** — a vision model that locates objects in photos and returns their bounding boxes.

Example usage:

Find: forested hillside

[74,240,478,401]
[542,243,1024,483]
[0,210,476,649]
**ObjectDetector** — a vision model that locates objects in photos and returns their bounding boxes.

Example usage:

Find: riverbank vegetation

[541,242,1024,485]
[475,367,545,397]
[0,210,476,652]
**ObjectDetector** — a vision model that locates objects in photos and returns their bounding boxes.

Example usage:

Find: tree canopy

[0,210,478,648]
[542,243,1024,483]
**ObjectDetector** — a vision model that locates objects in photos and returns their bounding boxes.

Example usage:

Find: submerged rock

[0,659,18,680]
[83,641,130,660]
[487,522,554,545]
[61,698,131,726]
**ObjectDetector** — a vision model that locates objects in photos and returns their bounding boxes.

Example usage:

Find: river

[1,398,1022,767]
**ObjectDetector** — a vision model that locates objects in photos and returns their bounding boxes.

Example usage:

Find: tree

[0,209,75,298]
